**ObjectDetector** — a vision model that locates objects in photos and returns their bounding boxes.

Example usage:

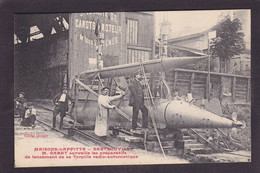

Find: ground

[14,102,251,167]
[14,116,189,167]
[187,150,251,163]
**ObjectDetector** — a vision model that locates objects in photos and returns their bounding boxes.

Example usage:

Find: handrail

[174,68,250,79]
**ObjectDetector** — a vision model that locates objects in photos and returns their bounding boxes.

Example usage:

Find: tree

[210,16,245,73]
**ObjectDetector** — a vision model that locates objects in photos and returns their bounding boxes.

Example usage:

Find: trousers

[53,103,66,129]
[20,115,36,126]
[132,103,148,130]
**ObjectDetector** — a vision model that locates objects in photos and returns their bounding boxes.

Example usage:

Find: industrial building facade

[14,12,155,99]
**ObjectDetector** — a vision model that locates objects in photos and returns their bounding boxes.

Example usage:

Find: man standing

[53,87,74,130]
[95,86,124,139]
[15,92,27,119]
[128,70,148,132]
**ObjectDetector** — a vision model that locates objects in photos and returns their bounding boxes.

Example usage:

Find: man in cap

[95,86,124,139]
[20,102,36,127]
[15,92,27,119]
[128,70,148,132]
[53,87,74,130]
[173,89,181,100]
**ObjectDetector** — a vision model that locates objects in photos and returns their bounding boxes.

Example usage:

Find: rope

[139,60,166,157]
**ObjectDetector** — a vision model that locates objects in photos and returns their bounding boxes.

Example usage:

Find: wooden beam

[175,68,250,79]
[220,76,223,101]
[74,82,79,127]
[247,78,251,102]
[232,77,236,102]
[173,71,178,90]
[75,78,98,97]
[206,73,210,99]
[190,72,195,93]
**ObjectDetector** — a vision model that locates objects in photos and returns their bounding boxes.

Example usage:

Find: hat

[134,70,142,76]
[101,86,110,92]
[27,102,33,106]
[19,92,25,95]
[62,86,68,90]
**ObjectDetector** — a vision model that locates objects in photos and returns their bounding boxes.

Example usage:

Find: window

[127,49,150,63]
[14,34,22,44]
[127,19,138,45]
[30,26,43,41]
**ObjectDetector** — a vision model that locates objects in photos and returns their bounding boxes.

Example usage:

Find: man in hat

[95,86,124,139]
[173,89,181,100]
[15,92,27,119]
[20,102,36,127]
[52,87,74,129]
[128,70,148,132]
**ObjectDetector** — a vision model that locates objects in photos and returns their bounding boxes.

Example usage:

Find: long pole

[97,36,101,94]
[207,36,211,100]
[140,61,166,157]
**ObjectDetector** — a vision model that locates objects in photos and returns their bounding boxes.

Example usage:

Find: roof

[168,24,219,43]
[168,45,207,56]
[168,32,206,43]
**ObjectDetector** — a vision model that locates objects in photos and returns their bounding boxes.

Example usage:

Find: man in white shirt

[53,87,74,129]
[95,86,124,139]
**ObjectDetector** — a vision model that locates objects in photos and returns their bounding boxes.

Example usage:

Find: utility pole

[159,15,171,58]
[95,19,103,94]
[207,30,216,100]
[207,37,211,100]
[97,34,104,70]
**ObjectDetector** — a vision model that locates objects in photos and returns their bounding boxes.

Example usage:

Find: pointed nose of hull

[156,100,234,129]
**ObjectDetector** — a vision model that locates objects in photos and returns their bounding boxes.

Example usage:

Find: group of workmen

[15,70,181,140]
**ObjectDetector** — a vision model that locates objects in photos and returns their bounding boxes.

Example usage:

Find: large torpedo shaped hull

[74,99,234,129]
[156,100,234,129]
[78,56,207,80]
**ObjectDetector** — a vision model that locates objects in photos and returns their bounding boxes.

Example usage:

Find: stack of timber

[182,129,212,155]
[113,127,211,156]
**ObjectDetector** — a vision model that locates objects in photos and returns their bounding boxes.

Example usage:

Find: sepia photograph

[14,10,251,167]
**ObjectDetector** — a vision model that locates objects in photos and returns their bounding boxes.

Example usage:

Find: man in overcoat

[128,70,148,132]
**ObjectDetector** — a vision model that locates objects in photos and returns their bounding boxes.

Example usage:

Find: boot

[59,117,63,130]
[52,117,56,129]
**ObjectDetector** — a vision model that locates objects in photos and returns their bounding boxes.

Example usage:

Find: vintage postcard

[14,10,251,167]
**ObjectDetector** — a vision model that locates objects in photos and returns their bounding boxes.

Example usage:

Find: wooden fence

[166,68,251,103]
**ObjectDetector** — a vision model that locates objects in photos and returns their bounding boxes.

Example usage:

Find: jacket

[15,97,27,110]
[53,93,73,111]
[128,78,144,106]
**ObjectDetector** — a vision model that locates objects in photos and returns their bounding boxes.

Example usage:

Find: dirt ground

[187,150,251,163]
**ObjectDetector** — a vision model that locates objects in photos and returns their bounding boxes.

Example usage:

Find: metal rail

[36,117,91,147]
[72,128,115,148]
[34,104,115,148]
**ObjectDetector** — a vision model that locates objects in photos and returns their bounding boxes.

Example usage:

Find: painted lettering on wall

[74,12,121,48]
[75,20,122,34]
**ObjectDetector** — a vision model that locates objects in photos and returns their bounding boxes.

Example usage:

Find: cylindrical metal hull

[78,56,207,80]
[75,98,234,129]
[156,100,233,128]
